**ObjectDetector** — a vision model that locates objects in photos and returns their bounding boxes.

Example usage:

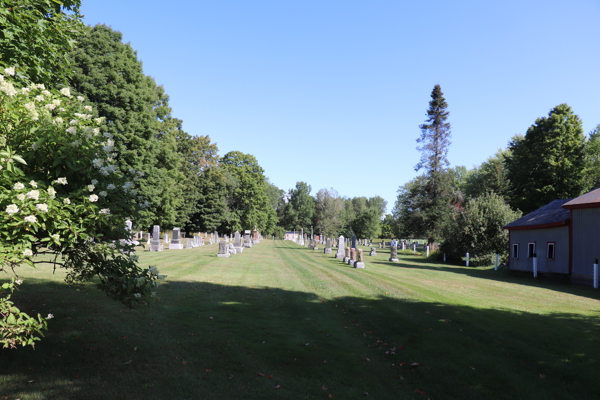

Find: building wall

[509,226,569,273]
[571,208,600,283]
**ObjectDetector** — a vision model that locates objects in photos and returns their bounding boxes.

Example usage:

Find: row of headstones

[217,230,261,257]
[333,235,365,269]
[149,226,227,252]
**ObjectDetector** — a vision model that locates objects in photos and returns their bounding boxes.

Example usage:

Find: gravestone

[300,229,304,245]
[336,235,345,259]
[355,249,365,269]
[324,238,332,254]
[217,240,230,257]
[369,247,376,256]
[244,233,252,248]
[234,231,244,253]
[312,239,318,250]
[344,247,350,263]
[379,242,382,249]
[351,235,357,249]
[187,239,193,248]
[389,245,398,262]
[348,248,357,266]
[169,227,184,249]
[151,225,163,252]
[225,234,229,242]
[228,243,237,254]
[164,233,169,244]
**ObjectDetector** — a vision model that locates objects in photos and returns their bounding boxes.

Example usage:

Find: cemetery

[3,238,599,400]
[1,2,600,400]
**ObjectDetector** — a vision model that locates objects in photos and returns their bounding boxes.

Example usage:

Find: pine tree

[414,85,453,243]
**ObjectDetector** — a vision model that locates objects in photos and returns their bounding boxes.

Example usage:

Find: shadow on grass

[1,278,599,400]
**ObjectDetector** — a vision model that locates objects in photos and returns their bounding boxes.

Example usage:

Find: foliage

[505,104,585,214]
[220,151,276,233]
[380,214,394,239]
[348,196,386,239]
[281,181,315,232]
[583,125,600,191]
[0,278,48,348]
[0,0,83,87]
[175,132,219,229]
[314,188,344,238]
[440,192,522,262]
[465,149,512,201]
[0,71,158,348]
[68,24,186,229]
[413,85,454,243]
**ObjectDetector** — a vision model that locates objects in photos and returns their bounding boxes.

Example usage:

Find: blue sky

[81,0,600,213]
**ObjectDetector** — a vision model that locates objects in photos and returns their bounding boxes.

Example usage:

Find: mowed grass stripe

[2,239,599,400]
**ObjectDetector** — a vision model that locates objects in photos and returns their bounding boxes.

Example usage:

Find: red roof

[562,188,600,209]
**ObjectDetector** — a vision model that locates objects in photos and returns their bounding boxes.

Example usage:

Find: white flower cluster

[5,204,19,214]
[0,74,17,96]
[55,177,68,185]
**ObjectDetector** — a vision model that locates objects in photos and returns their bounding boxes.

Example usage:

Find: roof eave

[503,220,570,230]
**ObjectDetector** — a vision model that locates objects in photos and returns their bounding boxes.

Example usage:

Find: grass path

[1,240,599,399]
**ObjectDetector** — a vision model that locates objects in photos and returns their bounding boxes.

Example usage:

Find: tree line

[388,85,599,263]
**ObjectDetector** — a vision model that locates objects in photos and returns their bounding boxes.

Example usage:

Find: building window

[528,242,536,258]
[547,242,555,260]
[512,243,519,259]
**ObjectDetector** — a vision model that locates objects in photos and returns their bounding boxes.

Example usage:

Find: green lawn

[1,240,599,400]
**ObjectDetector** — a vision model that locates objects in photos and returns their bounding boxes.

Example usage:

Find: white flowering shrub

[0,69,158,348]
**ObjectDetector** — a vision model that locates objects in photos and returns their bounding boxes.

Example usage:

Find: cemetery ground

[1,241,599,400]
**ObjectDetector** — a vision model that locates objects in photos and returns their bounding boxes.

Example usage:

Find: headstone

[389,245,398,262]
[313,239,319,250]
[164,233,169,244]
[381,240,385,248]
[228,243,237,254]
[324,238,332,254]
[343,247,350,263]
[348,248,357,266]
[217,240,230,257]
[336,235,345,259]
[169,227,184,249]
[234,231,244,253]
[355,249,365,269]
[187,239,193,248]
[351,235,357,249]
[244,233,252,248]
[151,225,163,252]
[369,247,376,256]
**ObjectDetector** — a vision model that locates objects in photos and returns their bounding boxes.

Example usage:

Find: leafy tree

[314,188,345,238]
[0,0,83,87]
[0,73,158,348]
[440,192,522,262]
[380,214,394,239]
[282,182,315,232]
[68,25,186,229]
[392,175,430,239]
[414,84,454,243]
[505,104,585,214]
[465,149,512,201]
[583,125,600,190]
[220,151,275,233]
[186,166,233,233]
[175,132,219,228]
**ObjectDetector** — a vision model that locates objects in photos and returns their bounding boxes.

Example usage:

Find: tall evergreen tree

[505,104,585,214]
[414,84,453,243]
